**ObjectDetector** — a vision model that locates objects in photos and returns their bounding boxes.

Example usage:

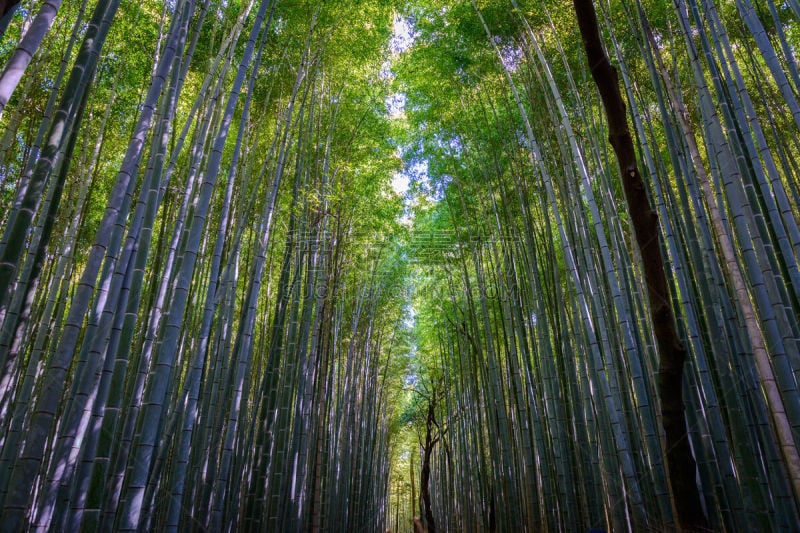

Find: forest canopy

[0,0,798,531]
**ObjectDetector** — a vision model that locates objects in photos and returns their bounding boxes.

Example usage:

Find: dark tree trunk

[572,0,709,530]
[420,398,437,533]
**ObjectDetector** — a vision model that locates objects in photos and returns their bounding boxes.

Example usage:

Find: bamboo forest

[2,0,800,531]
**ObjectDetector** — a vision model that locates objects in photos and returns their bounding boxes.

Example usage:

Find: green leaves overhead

[0,0,798,531]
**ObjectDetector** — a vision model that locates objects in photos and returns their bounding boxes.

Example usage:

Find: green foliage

[0,0,799,530]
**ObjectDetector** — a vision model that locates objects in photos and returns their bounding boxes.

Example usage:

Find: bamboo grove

[0,0,798,532]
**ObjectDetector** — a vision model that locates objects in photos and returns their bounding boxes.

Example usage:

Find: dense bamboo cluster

[0,1,407,530]
[0,0,798,532]
[396,0,800,531]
